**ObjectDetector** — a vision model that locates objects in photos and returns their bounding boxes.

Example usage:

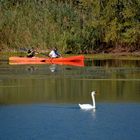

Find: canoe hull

[9,55,85,67]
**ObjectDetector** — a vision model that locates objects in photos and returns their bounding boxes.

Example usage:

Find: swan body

[79,91,96,110]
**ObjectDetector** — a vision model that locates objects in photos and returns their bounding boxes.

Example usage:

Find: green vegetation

[85,54,140,60]
[0,0,140,54]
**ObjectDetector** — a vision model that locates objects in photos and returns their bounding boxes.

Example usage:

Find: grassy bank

[86,53,140,60]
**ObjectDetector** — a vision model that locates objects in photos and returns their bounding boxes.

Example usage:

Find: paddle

[19,47,28,52]
[39,52,48,56]
[19,48,48,57]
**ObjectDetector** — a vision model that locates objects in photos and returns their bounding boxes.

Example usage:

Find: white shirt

[49,50,59,58]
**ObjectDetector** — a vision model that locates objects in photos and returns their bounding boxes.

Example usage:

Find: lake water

[0,58,140,140]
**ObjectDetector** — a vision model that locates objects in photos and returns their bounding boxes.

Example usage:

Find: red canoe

[9,55,85,67]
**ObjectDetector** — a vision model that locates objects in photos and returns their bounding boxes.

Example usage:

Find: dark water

[0,58,140,140]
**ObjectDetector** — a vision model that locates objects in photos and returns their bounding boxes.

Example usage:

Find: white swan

[79,91,96,110]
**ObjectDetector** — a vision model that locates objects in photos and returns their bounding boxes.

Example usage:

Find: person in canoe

[27,47,36,58]
[49,47,61,58]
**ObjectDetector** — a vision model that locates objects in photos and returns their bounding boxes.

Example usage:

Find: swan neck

[92,94,96,108]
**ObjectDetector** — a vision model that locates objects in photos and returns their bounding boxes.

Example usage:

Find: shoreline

[0,49,140,60]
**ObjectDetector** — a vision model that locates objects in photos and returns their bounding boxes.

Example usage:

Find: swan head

[91,91,96,96]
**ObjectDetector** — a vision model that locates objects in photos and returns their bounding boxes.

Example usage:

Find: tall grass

[0,0,140,53]
[0,0,81,52]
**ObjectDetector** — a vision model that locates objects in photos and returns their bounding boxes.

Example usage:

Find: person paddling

[49,47,61,58]
[27,47,36,58]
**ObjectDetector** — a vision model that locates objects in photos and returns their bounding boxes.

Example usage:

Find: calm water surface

[0,58,140,140]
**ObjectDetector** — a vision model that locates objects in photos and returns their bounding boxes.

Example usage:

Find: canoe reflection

[26,66,37,73]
